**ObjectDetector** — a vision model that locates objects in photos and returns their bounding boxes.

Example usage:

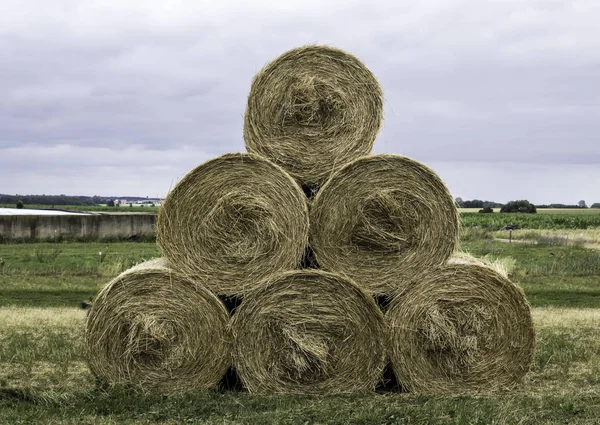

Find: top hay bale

[309,154,460,295]
[157,153,309,296]
[244,45,384,191]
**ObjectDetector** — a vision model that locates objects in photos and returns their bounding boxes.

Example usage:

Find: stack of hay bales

[85,45,534,396]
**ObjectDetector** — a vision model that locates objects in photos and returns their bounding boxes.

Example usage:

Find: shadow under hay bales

[0,388,37,404]
[375,363,404,393]
[218,367,244,392]
[374,295,392,314]
[300,246,320,269]
[301,183,320,201]
[219,295,243,316]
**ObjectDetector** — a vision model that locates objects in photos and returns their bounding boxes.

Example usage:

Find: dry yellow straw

[310,154,460,294]
[244,45,383,190]
[387,257,535,394]
[157,153,309,295]
[231,270,386,394]
[86,258,230,394]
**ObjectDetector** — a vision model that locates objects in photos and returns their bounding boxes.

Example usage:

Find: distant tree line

[0,194,155,206]
[535,202,588,209]
[0,194,99,206]
[454,198,503,208]
[455,198,597,213]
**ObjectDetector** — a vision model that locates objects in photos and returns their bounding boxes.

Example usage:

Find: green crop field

[461,210,600,230]
[1,218,600,424]
[459,208,600,215]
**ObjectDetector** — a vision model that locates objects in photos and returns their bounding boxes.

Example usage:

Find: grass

[0,242,160,308]
[461,239,600,276]
[1,240,598,309]
[0,242,160,275]
[460,238,600,308]
[1,308,600,424]
[2,390,598,425]
[1,220,599,423]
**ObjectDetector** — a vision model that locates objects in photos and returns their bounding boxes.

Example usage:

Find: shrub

[479,207,494,214]
[16,200,24,209]
[501,200,537,214]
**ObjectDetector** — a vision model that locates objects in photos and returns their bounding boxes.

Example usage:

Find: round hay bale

[309,154,460,295]
[86,258,230,394]
[387,261,535,394]
[448,252,511,278]
[157,153,309,295]
[231,270,386,394]
[244,45,384,189]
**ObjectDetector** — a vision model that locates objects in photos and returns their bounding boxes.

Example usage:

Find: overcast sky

[1,0,598,204]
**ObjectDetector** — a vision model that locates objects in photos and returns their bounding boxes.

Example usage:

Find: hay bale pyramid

[86,45,535,395]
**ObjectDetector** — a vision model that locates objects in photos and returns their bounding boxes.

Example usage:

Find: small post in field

[509,230,512,243]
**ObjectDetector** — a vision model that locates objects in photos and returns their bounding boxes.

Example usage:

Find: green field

[459,208,600,215]
[1,217,600,424]
[461,210,600,230]
[0,242,160,308]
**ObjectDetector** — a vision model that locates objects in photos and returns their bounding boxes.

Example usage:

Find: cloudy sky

[1,0,598,204]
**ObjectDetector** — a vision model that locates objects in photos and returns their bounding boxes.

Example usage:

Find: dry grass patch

[0,307,86,329]
[492,228,600,247]
[532,307,600,328]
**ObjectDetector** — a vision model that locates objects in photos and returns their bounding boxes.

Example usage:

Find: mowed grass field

[1,210,600,424]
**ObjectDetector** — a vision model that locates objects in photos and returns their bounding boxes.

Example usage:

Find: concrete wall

[0,214,156,241]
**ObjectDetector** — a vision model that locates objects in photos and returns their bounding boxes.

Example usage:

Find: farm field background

[0,210,599,424]
[0,205,159,213]
[459,208,600,214]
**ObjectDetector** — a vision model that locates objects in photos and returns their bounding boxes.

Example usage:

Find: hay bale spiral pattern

[86,258,230,394]
[231,270,386,394]
[309,154,460,294]
[157,153,309,295]
[387,261,535,394]
[244,45,384,189]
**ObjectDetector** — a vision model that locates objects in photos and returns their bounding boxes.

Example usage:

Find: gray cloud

[1,0,598,202]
